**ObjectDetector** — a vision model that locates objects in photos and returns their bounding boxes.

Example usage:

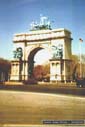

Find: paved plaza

[0,90,85,126]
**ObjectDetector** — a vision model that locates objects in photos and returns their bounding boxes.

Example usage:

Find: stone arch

[10,28,72,82]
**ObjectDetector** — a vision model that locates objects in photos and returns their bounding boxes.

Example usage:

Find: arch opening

[27,47,50,80]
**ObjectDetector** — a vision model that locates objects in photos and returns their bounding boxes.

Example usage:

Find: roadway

[0,90,85,126]
[0,83,85,96]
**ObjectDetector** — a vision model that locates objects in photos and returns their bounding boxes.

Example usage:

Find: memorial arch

[10,16,72,82]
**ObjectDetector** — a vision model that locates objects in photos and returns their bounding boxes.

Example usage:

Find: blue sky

[0,0,85,60]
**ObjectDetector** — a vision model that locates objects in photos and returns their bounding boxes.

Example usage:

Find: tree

[0,58,11,81]
[33,65,43,81]
[33,64,50,81]
[71,54,85,80]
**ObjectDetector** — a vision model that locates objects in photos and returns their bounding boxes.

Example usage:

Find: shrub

[23,78,37,85]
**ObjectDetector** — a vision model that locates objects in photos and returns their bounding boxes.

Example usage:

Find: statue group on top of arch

[30,16,51,31]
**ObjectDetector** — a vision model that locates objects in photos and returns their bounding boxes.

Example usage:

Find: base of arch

[10,59,72,82]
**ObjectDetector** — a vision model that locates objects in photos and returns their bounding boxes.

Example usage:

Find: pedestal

[10,60,20,81]
[50,59,62,82]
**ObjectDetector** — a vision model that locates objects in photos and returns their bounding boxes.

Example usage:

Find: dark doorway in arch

[27,47,43,79]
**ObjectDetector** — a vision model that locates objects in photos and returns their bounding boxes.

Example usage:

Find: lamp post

[79,38,83,78]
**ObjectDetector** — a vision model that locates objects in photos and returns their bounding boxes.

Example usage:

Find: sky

[0,0,85,61]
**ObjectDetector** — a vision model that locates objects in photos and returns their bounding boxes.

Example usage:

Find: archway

[10,27,72,82]
[27,47,50,80]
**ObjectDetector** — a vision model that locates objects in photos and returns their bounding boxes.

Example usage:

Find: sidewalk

[4,81,23,85]
[38,81,76,87]
[3,81,76,87]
